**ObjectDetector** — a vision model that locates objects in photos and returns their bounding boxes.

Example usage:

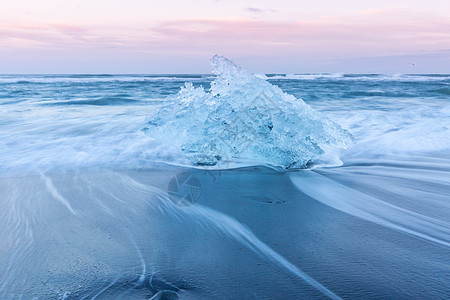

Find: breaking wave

[261,73,450,82]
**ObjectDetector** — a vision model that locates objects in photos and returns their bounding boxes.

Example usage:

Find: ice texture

[143,55,354,168]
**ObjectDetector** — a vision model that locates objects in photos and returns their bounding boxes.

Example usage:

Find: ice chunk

[143,55,354,168]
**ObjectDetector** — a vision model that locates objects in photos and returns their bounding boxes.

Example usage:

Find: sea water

[0,58,449,299]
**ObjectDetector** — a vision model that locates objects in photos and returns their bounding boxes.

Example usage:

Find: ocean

[1,63,449,299]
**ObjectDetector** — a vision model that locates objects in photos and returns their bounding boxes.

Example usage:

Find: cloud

[149,12,450,58]
[0,21,140,51]
[1,8,450,72]
[245,7,277,14]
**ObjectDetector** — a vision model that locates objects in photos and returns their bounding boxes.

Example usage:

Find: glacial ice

[143,55,354,168]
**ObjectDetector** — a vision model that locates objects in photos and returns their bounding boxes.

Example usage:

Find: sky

[1,0,450,73]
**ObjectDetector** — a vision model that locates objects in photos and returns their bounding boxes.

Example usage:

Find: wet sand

[0,166,449,299]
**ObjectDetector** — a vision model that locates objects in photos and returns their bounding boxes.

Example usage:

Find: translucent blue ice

[143,55,354,168]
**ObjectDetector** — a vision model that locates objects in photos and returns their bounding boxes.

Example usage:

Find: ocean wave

[45,96,141,106]
[345,74,450,82]
[335,103,450,155]
[260,73,450,82]
[0,75,214,84]
[2,74,448,84]
[428,87,450,96]
[0,119,190,174]
[343,91,416,98]
[1,66,449,174]
[266,73,344,80]
[291,164,450,247]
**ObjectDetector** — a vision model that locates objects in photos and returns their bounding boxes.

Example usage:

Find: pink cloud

[147,12,450,58]
[1,8,449,62]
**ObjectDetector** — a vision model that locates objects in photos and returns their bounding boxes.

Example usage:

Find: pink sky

[1,0,450,73]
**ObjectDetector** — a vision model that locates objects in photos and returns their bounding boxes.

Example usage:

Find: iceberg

[143,55,354,168]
